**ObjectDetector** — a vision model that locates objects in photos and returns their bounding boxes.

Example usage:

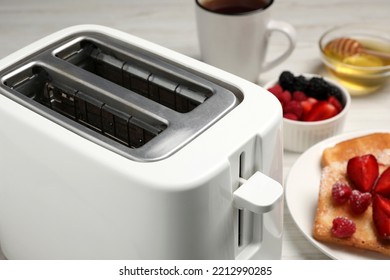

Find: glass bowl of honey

[319,24,390,95]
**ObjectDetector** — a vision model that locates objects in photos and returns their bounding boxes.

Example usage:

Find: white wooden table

[0,0,389,260]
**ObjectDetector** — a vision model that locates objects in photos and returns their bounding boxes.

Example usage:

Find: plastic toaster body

[0,25,283,260]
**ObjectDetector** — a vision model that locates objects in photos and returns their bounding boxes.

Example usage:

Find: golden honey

[322,36,390,95]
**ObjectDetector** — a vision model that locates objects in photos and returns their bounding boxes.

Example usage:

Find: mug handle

[260,20,297,72]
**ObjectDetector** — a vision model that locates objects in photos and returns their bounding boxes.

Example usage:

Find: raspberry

[331,216,356,238]
[283,100,303,119]
[331,181,352,204]
[349,190,372,214]
[274,90,292,107]
[292,91,307,101]
[267,84,283,95]
[283,113,299,120]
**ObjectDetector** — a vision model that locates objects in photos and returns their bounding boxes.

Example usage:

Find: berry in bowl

[265,71,351,152]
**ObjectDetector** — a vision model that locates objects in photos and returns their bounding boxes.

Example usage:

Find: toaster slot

[57,41,212,113]
[75,91,104,132]
[122,63,151,98]
[101,105,130,145]
[44,81,78,119]
[4,66,166,149]
[0,32,242,161]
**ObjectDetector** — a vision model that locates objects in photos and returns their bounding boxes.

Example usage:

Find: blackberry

[278,71,295,92]
[294,75,309,91]
[307,77,329,100]
[328,85,343,102]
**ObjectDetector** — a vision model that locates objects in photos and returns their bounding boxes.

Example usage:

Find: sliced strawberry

[300,97,318,118]
[303,101,338,121]
[328,96,343,113]
[347,154,379,193]
[372,194,390,241]
[300,100,312,116]
[306,97,318,105]
[374,167,390,198]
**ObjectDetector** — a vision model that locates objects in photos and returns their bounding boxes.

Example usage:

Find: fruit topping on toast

[347,154,379,193]
[331,181,352,205]
[372,195,390,240]
[349,190,372,215]
[373,167,390,197]
[331,216,356,238]
[314,134,390,256]
[334,154,390,240]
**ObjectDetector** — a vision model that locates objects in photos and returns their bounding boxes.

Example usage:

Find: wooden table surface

[0,0,389,260]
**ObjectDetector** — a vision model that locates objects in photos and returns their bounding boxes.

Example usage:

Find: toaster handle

[233,171,283,214]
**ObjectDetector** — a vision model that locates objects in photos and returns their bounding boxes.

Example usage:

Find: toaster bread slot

[1,33,242,161]
[75,91,104,132]
[4,66,167,150]
[122,63,151,98]
[148,75,178,111]
[101,105,130,145]
[58,41,212,113]
[44,81,77,119]
[92,49,125,86]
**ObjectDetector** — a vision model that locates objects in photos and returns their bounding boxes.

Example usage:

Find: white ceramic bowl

[264,73,351,153]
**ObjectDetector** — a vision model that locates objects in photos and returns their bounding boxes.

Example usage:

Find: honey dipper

[326,37,390,59]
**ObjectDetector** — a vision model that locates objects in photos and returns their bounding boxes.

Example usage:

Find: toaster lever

[233,171,283,214]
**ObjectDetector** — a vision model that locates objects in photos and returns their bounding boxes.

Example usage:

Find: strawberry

[300,101,312,117]
[302,101,338,121]
[372,194,390,241]
[328,96,343,113]
[349,190,372,214]
[300,97,318,118]
[306,97,318,105]
[373,166,390,198]
[347,154,379,193]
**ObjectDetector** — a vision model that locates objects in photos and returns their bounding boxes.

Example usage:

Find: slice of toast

[313,133,390,256]
[321,133,390,167]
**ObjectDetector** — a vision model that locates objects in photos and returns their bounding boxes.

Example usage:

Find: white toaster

[0,25,283,260]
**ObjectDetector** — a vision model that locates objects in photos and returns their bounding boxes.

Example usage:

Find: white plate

[285,129,390,260]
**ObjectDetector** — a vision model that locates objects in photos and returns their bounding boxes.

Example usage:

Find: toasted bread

[313,133,390,256]
[321,133,390,167]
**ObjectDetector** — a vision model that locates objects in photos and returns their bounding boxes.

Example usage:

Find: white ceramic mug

[195,0,296,82]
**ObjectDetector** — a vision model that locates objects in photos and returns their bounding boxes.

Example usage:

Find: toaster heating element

[0,25,283,260]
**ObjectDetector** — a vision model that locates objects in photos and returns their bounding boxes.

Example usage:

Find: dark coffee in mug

[197,0,272,15]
